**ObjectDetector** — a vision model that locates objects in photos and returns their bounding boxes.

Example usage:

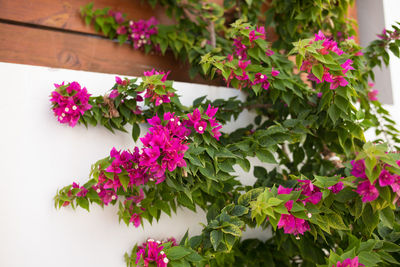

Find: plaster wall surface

[0,62,267,267]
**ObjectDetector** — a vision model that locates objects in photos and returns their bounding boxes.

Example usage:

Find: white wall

[382,0,400,120]
[0,62,270,267]
[357,0,400,139]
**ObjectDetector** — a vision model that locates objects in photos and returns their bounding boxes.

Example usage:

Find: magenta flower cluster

[276,184,311,237]
[276,178,344,237]
[351,159,400,203]
[50,82,92,127]
[140,112,190,180]
[222,26,279,90]
[301,31,354,90]
[186,105,222,140]
[334,256,364,267]
[135,238,177,267]
[114,15,158,50]
[142,69,174,106]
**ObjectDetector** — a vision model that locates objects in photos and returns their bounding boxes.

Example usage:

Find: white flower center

[177,121,181,126]
[260,75,264,79]
[147,239,154,242]
[111,195,116,200]
[238,56,242,59]
[72,105,77,110]
[307,213,312,218]
[170,118,174,122]
[156,240,161,244]
[58,116,63,120]
[129,21,133,26]
[159,100,163,104]
[61,113,66,117]
[295,236,300,240]
[149,178,154,182]
[65,107,69,112]
[160,251,165,255]
[96,188,101,193]
[140,35,145,39]
[163,258,169,263]
[198,126,203,131]
[143,40,147,44]
[131,34,135,38]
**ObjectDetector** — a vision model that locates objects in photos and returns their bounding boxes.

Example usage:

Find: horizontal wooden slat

[0,22,220,84]
[0,0,174,36]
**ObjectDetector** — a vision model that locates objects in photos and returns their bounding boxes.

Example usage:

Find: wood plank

[0,22,220,85]
[348,2,360,43]
[0,0,174,35]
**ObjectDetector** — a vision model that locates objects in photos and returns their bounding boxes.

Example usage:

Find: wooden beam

[0,22,217,84]
[0,0,173,36]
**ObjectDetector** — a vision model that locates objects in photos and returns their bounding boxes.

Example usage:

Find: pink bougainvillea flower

[76,187,88,197]
[277,214,310,236]
[356,180,379,202]
[238,60,251,70]
[187,108,202,124]
[205,104,218,118]
[212,125,222,140]
[300,60,313,73]
[351,160,367,179]
[50,81,92,127]
[314,30,326,41]
[277,185,293,195]
[368,90,379,101]
[266,49,274,56]
[262,81,270,90]
[116,26,127,35]
[379,168,395,187]
[129,213,141,228]
[390,175,400,194]
[330,76,348,90]
[233,38,247,59]
[297,179,322,205]
[106,160,122,174]
[341,59,355,74]
[334,256,364,267]
[128,17,158,49]
[252,73,268,85]
[328,181,344,194]
[147,115,161,126]
[194,120,207,134]
[271,68,280,77]
[109,89,119,99]
[135,239,172,267]
[317,92,323,98]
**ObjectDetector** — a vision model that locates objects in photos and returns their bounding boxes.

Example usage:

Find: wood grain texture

[0,0,174,35]
[0,22,219,84]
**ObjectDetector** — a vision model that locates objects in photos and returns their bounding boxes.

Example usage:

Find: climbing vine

[52,1,400,266]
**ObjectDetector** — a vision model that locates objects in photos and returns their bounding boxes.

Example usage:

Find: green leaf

[255,149,277,164]
[326,213,349,230]
[189,235,202,249]
[312,64,324,81]
[221,224,242,237]
[362,204,380,235]
[236,158,250,172]
[231,205,248,216]
[166,246,192,260]
[328,104,341,124]
[119,175,129,191]
[379,206,394,229]
[76,197,89,211]
[210,230,223,250]
[358,251,381,266]
[132,123,140,142]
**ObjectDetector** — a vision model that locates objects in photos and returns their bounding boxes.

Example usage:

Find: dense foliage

[52,1,400,266]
